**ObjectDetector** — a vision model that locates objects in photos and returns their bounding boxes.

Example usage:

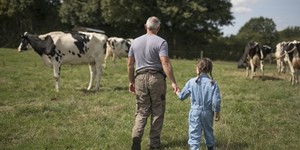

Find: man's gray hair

[145,16,160,30]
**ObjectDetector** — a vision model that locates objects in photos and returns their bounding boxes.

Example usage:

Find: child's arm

[212,82,221,112]
[177,80,191,100]
[212,82,221,121]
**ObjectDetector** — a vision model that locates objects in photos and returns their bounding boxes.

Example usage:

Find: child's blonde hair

[196,57,214,80]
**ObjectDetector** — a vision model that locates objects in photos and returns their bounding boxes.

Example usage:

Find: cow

[18,31,108,92]
[282,40,300,85]
[237,42,272,79]
[261,45,273,64]
[103,37,133,68]
[275,41,289,73]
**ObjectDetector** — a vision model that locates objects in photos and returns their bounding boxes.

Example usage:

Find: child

[176,58,221,150]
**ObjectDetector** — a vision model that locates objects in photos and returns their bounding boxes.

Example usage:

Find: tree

[59,0,103,27]
[0,0,64,47]
[100,0,154,37]
[278,26,300,42]
[1,0,234,52]
[157,0,233,35]
[158,0,233,54]
[62,0,234,49]
[236,17,279,46]
[59,0,100,27]
[100,0,153,25]
[0,0,33,16]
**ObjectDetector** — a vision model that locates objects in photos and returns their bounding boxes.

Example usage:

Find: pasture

[0,48,299,150]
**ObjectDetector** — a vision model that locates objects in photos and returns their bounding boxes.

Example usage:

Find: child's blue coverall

[177,74,221,150]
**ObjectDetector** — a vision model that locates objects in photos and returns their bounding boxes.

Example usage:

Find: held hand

[171,83,179,95]
[174,88,180,95]
[129,83,135,94]
[215,112,220,121]
[175,88,181,95]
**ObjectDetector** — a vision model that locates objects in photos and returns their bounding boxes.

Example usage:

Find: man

[127,16,179,150]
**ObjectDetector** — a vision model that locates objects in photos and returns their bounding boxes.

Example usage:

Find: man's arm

[127,56,135,94]
[160,56,179,93]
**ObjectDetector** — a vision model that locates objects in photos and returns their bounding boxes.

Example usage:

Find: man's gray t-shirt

[128,34,168,73]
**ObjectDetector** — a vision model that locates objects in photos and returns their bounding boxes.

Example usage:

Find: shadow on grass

[48,86,128,100]
[76,86,128,93]
[162,138,188,149]
[254,75,283,81]
[216,140,249,150]
[162,137,249,149]
[112,86,128,91]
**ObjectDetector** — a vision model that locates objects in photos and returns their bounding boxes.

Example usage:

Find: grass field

[0,48,299,150]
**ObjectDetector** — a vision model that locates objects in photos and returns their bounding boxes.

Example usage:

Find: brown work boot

[131,137,141,150]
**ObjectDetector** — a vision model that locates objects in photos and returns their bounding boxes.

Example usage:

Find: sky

[221,0,300,36]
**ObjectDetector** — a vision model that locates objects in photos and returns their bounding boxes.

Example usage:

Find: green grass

[0,48,299,150]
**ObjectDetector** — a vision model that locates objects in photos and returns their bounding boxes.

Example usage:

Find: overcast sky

[221,0,300,36]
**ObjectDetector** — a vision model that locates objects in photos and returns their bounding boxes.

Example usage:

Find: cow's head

[18,32,30,52]
[283,41,298,60]
[107,37,131,55]
[260,45,272,58]
[250,42,260,52]
[125,38,133,53]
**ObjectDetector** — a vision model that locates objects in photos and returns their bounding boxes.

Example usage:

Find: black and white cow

[282,40,300,85]
[103,37,133,68]
[237,42,272,78]
[18,31,108,92]
[275,41,289,73]
[261,44,273,63]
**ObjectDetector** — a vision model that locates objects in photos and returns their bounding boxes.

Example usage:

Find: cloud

[231,0,260,13]
[232,6,252,13]
[231,0,259,6]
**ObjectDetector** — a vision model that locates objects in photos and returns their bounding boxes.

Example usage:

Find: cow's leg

[281,60,285,73]
[93,60,102,91]
[260,60,264,77]
[295,69,299,84]
[283,61,288,73]
[287,60,295,84]
[53,64,61,92]
[103,53,109,69]
[276,59,283,73]
[87,63,96,90]
[112,53,116,65]
[246,66,249,77]
[253,67,257,78]
[292,71,296,85]
[250,59,255,79]
[281,60,287,73]
[289,71,294,84]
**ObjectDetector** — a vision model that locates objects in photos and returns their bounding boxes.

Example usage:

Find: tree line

[1,0,299,61]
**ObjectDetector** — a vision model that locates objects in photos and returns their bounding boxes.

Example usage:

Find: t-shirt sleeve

[159,41,168,57]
